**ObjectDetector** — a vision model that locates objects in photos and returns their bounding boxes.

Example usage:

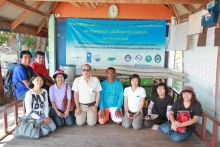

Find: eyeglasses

[82,69,90,72]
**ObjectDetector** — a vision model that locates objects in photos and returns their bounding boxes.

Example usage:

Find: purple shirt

[49,83,71,110]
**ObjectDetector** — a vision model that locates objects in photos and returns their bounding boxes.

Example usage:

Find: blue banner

[66,18,166,68]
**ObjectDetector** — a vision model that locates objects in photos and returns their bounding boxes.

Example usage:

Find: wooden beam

[84,2,92,11]
[167,4,175,15]
[69,2,81,7]
[18,0,26,4]
[25,0,208,4]
[182,4,196,11]
[37,2,58,34]
[3,0,49,18]
[0,1,6,9]
[180,4,206,20]
[0,19,48,37]
[11,1,44,31]
[170,4,181,23]
[89,2,97,9]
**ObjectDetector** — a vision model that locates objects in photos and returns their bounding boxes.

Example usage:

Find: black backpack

[3,65,25,100]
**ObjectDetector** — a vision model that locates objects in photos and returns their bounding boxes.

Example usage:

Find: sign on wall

[66,18,166,68]
[187,11,203,35]
[172,21,188,51]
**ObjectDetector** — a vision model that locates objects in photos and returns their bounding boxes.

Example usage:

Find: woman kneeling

[122,74,146,130]
[25,74,56,136]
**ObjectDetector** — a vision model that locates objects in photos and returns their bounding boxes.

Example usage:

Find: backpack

[176,111,190,133]
[3,66,19,100]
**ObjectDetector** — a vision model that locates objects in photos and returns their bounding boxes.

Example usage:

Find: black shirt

[152,94,173,117]
[171,99,202,119]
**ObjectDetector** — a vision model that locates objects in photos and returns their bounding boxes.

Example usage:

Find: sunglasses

[82,69,90,72]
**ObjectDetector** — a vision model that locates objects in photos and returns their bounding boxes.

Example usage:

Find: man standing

[12,50,34,100]
[30,51,54,87]
[98,67,124,125]
[72,64,102,126]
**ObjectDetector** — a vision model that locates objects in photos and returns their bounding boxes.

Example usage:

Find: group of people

[12,50,202,142]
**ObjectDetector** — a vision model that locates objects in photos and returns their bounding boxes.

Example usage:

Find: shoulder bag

[14,111,42,139]
[61,84,75,112]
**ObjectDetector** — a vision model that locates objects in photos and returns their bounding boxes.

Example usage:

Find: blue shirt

[12,64,34,97]
[99,79,124,110]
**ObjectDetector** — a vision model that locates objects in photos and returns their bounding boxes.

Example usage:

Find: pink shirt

[49,83,71,110]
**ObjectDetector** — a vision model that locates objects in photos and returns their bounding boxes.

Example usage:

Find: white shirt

[124,86,146,112]
[25,89,49,119]
[72,76,102,103]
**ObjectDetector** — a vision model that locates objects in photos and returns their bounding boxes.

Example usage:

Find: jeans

[51,108,74,127]
[41,117,56,136]
[158,121,193,142]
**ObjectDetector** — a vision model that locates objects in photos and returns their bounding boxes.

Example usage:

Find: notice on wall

[187,11,203,35]
[172,21,188,51]
[206,26,216,47]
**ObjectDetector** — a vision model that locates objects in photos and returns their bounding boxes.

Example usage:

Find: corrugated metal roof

[22,2,54,27]
[0,1,35,21]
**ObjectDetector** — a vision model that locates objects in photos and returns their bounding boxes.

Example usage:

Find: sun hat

[53,69,68,79]
[180,86,195,95]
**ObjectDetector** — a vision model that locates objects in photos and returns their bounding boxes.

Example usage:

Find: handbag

[61,84,75,112]
[13,111,42,139]
[176,111,190,133]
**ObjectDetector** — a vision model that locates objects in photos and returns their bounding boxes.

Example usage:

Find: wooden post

[48,14,56,75]
[0,62,4,105]
[214,46,220,117]
[201,115,207,139]
[2,110,8,133]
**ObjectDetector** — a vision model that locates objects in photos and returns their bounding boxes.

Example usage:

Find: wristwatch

[95,104,98,107]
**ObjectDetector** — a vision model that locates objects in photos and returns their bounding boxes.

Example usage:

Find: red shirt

[29,61,49,77]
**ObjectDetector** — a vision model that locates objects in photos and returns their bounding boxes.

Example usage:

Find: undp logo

[124,55,131,62]
[135,55,142,62]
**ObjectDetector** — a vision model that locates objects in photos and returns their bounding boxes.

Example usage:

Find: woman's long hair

[29,74,46,89]
[179,93,198,105]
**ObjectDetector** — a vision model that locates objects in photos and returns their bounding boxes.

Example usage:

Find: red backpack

[176,111,190,133]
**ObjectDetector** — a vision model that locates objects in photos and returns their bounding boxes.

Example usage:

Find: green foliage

[0,31,16,45]
[21,35,36,51]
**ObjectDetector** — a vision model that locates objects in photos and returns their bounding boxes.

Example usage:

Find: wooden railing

[194,110,220,147]
[0,100,23,141]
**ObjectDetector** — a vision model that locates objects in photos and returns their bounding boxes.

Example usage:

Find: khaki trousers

[75,105,97,126]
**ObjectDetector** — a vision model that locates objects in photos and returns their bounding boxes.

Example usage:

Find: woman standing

[122,74,146,130]
[153,86,202,142]
[49,69,74,127]
[144,83,173,128]
[25,74,56,136]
